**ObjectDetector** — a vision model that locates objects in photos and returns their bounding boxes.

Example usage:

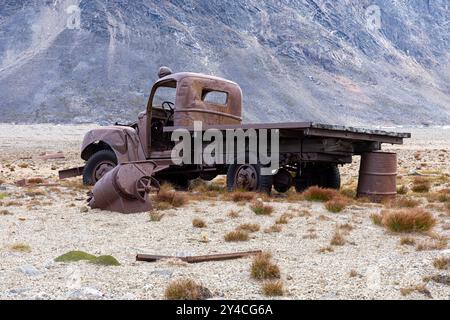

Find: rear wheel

[226,164,272,194]
[83,150,117,185]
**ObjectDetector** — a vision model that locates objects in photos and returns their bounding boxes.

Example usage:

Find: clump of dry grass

[192,218,206,228]
[155,183,188,208]
[250,201,273,216]
[416,234,448,251]
[0,209,12,216]
[412,177,431,193]
[264,225,282,233]
[400,284,431,298]
[27,177,44,184]
[25,189,47,197]
[397,185,408,195]
[275,213,293,224]
[391,197,420,208]
[423,274,450,286]
[149,211,164,222]
[18,163,29,168]
[330,229,346,246]
[164,279,212,300]
[433,257,449,270]
[400,236,416,246]
[319,246,334,253]
[349,270,359,277]
[230,191,256,202]
[372,209,436,233]
[340,188,356,199]
[325,197,348,213]
[379,209,436,233]
[224,230,249,242]
[10,243,31,252]
[303,187,338,202]
[237,223,260,233]
[338,223,354,232]
[250,252,280,280]
[261,280,284,296]
[227,210,240,218]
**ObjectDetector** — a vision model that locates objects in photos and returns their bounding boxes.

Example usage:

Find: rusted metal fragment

[88,161,161,214]
[357,151,397,202]
[58,166,85,180]
[136,250,262,263]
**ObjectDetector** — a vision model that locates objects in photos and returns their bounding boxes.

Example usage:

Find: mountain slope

[0,0,449,125]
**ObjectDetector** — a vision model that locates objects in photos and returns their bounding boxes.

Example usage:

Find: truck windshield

[153,85,176,107]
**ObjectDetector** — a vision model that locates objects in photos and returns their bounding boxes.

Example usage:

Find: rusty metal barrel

[88,161,159,213]
[357,152,397,202]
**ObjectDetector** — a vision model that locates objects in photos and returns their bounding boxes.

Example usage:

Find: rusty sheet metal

[136,250,262,263]
[81,126,146,163]
[357,151,397,202]
[88,161,160,214]
[58,166,85,179]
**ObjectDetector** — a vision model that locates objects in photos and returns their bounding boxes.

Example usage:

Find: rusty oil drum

[357,152,397,202]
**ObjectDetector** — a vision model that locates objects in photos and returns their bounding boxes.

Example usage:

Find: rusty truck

[59,67,410,212]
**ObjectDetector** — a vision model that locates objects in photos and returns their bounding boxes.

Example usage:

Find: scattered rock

[17,265,41,277]
[8,288,30,295]
[151,269,173,278]
[80,206,89,213]
[68,287,103,300]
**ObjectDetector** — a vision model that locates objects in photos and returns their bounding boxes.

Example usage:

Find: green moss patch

[55,250,96,262]
[91,255,121,266]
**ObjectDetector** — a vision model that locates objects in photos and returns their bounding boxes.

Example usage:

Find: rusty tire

[226,164,272,194]
[83,150,117,185]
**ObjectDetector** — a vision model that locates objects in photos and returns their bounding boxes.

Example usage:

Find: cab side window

[202,90,228,106]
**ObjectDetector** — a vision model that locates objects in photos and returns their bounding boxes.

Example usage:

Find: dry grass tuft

[416,235,448,251]
[275,213,293,224]
[391,197,420,208]
[338,223,354,232]
[250,201,273,216]
[149,211,164,222]
[400,284,431,298]
[27,177,44,184]
[340,188,356,199]
[400,236,416,246]
[0,209,12,216]
[397,185,408,195]
[349,270,359,277]
[250,252,281,280]
[330,229,346,246]
[433,257,449,270]
[155,183,188,208]
[325,197,348,213]
[380,209,436,233]
[224,230,249,242]
[164,279,212,300]
[303,186,338,202]
[412,177,431,193]
[227,210,240,218]
[261,280,284,296]
[264,225,282,233]
[230,191,256,202]
[319,246,334,253]
[237,223,260,233]
[10,243,31,253]
[192,218,206,228]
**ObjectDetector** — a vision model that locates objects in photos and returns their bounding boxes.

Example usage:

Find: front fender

[81,126,146,163]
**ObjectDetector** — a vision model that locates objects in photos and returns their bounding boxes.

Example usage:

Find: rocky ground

[0,124,449,300]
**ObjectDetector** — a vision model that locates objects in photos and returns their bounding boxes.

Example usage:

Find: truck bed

[163,122,411,145]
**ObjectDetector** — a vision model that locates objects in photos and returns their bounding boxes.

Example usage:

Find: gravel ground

[0,124,449,300]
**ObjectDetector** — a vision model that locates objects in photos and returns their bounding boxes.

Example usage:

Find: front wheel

[83,150,117,185]
[226,164,272,194]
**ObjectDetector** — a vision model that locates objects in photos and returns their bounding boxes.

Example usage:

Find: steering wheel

[162,101,175,119]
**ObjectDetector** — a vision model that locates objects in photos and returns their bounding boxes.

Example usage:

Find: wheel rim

[135,176,160,201]
[93,161,115,181]
[234,165,258,191]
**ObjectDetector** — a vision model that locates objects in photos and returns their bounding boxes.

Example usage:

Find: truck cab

[80,68,242,185]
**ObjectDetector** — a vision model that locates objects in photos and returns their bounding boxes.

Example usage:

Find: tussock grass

[262,280,284,296]
[264,225,282,233]
[165,279,212,300]
[10,243,31,253]
[155,183,188,208]
[400,236,416,246]
[250,252,280,280]
[412,177,431,193]
[150,211,165,222]
[275,213,293,224]
[400,284,431,298]
[325,197,348,213]
[237,223,260,233]
[192,218,206,228]
[433,257,449,270]
[379,209,436,233]
[230,191,256,202]
[390,197,420,208]
[224,230,249,242]
[397,185,408,195]
[227,210,240,218]
[330,229,346,246]
[303,187,338,202]
[250,201,273,215]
